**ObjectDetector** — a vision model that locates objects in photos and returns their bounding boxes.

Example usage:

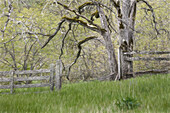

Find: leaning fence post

[10,71,14,94]
[50,64,55,91]
[55,60,62,90]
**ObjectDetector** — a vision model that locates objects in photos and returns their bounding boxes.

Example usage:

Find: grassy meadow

[0,74,170,113]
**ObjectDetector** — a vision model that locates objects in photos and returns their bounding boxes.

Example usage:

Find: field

[0,74,170,113]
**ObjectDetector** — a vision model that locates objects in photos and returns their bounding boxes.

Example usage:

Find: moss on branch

[62,16,106,33]
[62,16,88,26]
[91,11,99,21]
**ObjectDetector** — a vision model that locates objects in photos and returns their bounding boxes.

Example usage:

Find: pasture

[0,74,169,113]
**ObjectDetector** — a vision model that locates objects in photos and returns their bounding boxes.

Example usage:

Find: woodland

[0,0,169,80]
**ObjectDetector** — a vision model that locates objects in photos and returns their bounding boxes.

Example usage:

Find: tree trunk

[118,0,137,79]
[98,6,118,80]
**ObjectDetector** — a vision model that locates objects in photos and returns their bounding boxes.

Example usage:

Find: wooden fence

[118,51,170,79]
[0,60,62,94]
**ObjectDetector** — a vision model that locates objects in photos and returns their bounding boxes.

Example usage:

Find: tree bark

[98,6,118,80]
[118,0,137,79]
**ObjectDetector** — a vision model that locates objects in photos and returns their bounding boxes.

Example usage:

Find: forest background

[0,0,169,82]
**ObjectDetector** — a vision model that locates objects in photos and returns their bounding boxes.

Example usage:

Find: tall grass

[0,74,169,113]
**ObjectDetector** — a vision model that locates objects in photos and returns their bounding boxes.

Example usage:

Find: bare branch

[62,17,104,33]
[0,31,50,45]
[137,0,160,35]
[0,59,11,66]
[59,23,72,59]
[110,0,120,9]
[19,32,51,37]
[1,0,13,38]
[41,19,65,49]
[4,43,17,70]
[66,36,97,80]
[57,1,102,30]
[41,1,107,50]
[23,40,37,70]
[77,1,96,14]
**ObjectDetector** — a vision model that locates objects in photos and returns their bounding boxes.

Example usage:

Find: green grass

[0,74,170,113]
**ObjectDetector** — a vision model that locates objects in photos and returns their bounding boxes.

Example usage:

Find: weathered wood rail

[125,57,170,61]
[124,51,170,61]
[0,69,50,76]
[123,51,170,61]
[124,51,170,55]
[118,50,170,79]
[0,60,62,94]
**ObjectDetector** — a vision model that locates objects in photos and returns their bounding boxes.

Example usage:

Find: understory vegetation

[0,74,169,113]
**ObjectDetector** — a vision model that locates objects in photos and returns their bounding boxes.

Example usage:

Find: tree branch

[59,23,72,59]
[110,0,120,9]
[62,16,104,33]
[23,40,37,70]
[77,1,96,14]
[57,1,102,30]
[41,19,65,48]
[137,0,160,35]
[1,0,13,38]
[66,36,97,80]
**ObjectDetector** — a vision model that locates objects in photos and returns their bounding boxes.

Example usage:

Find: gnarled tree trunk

[117,0,137,79]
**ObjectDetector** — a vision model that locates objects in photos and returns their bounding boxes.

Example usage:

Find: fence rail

[125,57,170,61]
[118,50,170,79]
[0,69,50,76]
[134,69,170,75]
[0,76,50,82]
[127,69,170,75]
[0,60,62,94]
[124,51,170,55]
[0,83,50,89]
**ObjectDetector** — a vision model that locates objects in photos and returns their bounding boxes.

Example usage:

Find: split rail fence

[118,50,170,79]
[0,60,62,94]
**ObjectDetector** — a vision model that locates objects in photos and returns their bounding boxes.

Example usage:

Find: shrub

[116,96,140,110]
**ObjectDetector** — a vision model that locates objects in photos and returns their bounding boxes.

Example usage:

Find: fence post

[118,47,122,80]
[10,71,14,94]
[55,60,62,90]
[50,64,55,91]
